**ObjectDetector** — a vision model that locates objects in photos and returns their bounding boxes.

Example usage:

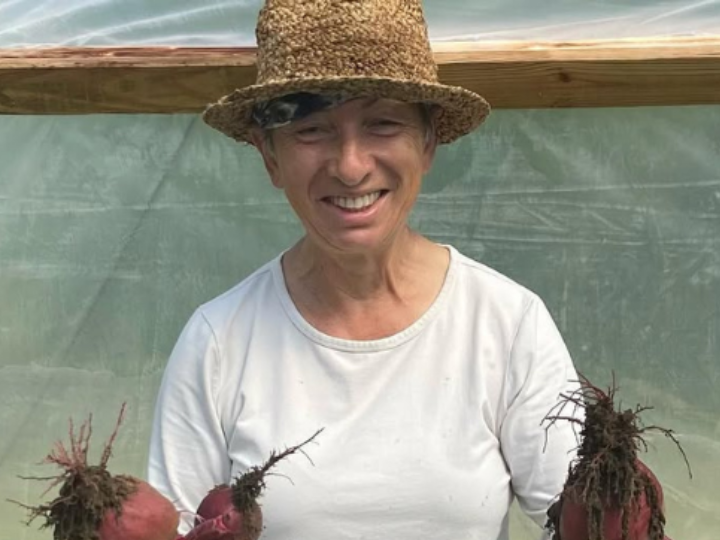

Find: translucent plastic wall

[2,0,720,45]
[1,2,719,539]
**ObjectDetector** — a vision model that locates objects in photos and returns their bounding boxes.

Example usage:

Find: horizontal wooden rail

[1,37,719,114]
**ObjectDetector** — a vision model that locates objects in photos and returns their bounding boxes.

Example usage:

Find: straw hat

[202,0,491,145]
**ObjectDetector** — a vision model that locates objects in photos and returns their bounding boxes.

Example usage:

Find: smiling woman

[253,98,435,264]
[148,1,584,539]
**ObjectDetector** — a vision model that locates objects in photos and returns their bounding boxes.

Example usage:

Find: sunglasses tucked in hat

[202,0,491,145]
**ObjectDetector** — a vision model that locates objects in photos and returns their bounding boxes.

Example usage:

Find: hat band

[252,92,349,130]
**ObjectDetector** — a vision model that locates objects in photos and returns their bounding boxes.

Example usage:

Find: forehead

[290,97,425,130]
[322,97,418,116]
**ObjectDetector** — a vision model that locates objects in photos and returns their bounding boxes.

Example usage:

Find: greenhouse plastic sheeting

[2,0,720,45]
[1,2,719,540]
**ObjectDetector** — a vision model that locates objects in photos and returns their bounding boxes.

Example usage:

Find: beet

[184,499,262,540]
[15,403,180,540]
[98,480,179,540]
[184,429,323,540]
[558,460,664,540]
[194,484,233,527]
[544,374,690,540]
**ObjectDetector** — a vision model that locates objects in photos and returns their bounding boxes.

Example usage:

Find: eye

[373,118,400,126]
[293,125,330,142]
[368,118,403,133]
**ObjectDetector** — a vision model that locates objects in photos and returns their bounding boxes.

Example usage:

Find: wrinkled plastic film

[0,1,718,539]
[1,0,720,46]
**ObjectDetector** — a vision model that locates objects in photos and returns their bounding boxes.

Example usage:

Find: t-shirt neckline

[270,245,458,353]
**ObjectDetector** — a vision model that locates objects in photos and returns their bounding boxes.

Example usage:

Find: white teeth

[330,191,382,210]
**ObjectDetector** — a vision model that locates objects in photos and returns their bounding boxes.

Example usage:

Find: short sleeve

[147,309,232,533]
[500,296,582,536]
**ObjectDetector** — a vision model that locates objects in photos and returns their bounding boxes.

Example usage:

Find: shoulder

[448,246,540,316]
[193,256,281,334]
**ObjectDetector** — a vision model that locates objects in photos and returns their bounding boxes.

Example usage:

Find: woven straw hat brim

[202,76,491,145]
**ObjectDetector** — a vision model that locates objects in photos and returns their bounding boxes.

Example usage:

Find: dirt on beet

[232,428,324,514]
[544,374,691,540]
[12,404,137,540]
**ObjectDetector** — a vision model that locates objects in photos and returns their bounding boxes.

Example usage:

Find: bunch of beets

[14,403,321,540]
[15,371,690,540]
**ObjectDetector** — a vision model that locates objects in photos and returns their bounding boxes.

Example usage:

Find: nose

[329,133,373,187]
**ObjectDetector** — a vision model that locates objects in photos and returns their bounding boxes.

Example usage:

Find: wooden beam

[1,37,719,114]
[433,37,720,109]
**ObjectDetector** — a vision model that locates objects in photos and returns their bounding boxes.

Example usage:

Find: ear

[250,128,283,189]
[421,106,440,174]
[422,129,439,174]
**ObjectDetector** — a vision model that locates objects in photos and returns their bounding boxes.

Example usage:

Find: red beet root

[188,484,261,540]
[183,429,323,540]
[15,403,180,540]
[194,484,233,527]
[559,461,664,540]
[544,374,690,540]
[98,480,180,540]
[185,500,262,540]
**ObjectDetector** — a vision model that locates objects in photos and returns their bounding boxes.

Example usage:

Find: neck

[286,228,425,300]
[281,229,450,340]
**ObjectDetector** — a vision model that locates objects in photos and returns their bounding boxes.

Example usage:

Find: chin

[308,223,407,256]
[325,233,390,255]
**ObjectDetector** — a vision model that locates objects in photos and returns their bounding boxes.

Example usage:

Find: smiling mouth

[325,190,387,212]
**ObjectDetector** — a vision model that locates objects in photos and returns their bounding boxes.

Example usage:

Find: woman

[149,1,581,539]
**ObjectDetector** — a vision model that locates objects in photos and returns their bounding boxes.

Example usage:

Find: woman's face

[253,97,437,256]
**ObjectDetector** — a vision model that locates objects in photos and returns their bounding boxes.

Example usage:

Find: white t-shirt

[148,245,580,540]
